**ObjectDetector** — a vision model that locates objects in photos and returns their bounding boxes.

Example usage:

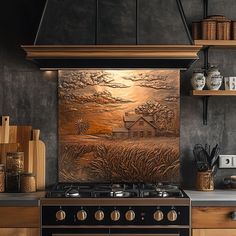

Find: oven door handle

[112,235,180,236]
[52,234,180,236]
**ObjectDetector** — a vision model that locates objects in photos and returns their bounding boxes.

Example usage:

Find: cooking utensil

[210,144,220,167]
[193,144,210,171]
[29,129,45,190]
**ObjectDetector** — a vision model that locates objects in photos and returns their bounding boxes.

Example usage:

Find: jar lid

[208,64,219,69]
[6,171,20,176]
[193,68,204,73]
[6,152,24,157]
[208,15,227,20]
[20,172,35,177]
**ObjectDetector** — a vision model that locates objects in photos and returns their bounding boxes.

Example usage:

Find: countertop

[0,190,235,207]
[185,189,236,206]
[0,192,45,206]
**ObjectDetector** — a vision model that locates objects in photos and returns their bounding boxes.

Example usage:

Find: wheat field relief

[58,70,180,182]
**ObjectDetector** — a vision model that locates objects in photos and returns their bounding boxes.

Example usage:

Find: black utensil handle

[231,212,236,220]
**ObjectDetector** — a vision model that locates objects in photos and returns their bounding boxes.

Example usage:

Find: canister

[192,21,201,40]
[0,164,5,192]
[6,152,24,172]
[217,20,231,40]
[232,21,236,40]
[20,173,36,193]
[196,171,214,191]
[202,20,216,40]
[6,171,20,192]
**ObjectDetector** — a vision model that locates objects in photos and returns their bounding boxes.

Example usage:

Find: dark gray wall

[181,0,236,188]
[1,0,236,188]
[0,0,58,187]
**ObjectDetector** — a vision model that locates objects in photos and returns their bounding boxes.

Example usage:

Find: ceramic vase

[191,71,206,90]
[206,75,223,90]
[206,66,223,90]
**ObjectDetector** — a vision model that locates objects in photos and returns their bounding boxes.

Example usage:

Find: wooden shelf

[191,90,236,96]
[190,90,236,125]
[195,40,236,48]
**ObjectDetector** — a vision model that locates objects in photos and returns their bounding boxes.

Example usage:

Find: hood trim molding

[21,45,202,70]
[22,45,201,59]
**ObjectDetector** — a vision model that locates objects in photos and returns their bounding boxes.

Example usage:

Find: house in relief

[112,127,129,139]
[112,113,157,139]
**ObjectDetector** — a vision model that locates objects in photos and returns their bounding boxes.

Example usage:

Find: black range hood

[22,0,201,70]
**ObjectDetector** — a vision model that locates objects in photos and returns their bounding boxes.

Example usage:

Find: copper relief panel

[58,70,180,182]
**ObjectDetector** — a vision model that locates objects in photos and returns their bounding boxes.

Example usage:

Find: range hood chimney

[22,0,201,70]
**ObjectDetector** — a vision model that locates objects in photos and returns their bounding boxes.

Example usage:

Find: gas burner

[65,188,80,197]
[140,183,184,198]
[92,183,139,198]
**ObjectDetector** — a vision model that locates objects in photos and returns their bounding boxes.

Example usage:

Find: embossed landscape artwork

[58,70,180,182]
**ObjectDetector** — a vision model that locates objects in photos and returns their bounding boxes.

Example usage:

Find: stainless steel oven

[41,194,190,236]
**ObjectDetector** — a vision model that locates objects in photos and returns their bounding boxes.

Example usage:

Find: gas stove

[46,182,186,198]
[41,183,190,236]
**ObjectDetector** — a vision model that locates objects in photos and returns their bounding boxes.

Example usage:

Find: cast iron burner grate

[46,182,184,198]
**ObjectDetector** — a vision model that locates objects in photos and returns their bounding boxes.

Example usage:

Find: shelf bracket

[203,0,208,18]
[202,96,209,125]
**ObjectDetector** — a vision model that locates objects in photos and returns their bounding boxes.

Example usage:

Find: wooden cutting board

[0,116,10,143]
[0,143,20,166]
[16,126,32,171]
[0,116,32,171]
[29,129,46,190]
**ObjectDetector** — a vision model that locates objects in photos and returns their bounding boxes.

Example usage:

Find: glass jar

[191,69,206,90]
[0,164,5,192]
[20,173,36,193]
[6,152,24,173]
[6,171,20,192]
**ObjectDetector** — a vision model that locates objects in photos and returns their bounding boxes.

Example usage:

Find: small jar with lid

[206,65,223,90]
[0,164,5,192]
[6,152,24,173]
[20,173,36,193]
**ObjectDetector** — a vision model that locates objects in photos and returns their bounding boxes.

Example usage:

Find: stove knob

[56,210,66,221]
[95,210,104,221]
[153,210,164,221]
[125,210,135,221]
[167,210,178,222]
[77,210,87,221]
[110,210,120,221]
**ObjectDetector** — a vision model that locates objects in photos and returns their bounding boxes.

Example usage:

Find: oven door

[42,227,189,236]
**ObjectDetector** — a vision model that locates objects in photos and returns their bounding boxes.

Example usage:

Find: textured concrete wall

[181,0,236,188]
[1,0,236,188]
[0,1,58,187]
